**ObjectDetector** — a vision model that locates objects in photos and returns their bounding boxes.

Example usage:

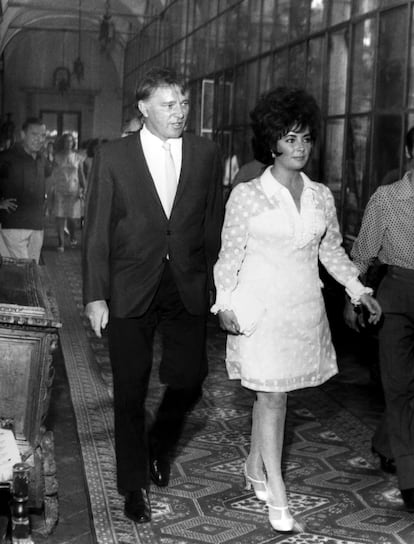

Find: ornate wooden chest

[0,257,61,535]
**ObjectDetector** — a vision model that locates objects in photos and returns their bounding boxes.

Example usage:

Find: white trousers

[0,228,44,263]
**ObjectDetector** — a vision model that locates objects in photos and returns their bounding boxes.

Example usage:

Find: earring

[271,151,276,159]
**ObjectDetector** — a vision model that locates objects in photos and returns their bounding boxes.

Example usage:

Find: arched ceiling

[0,0,160,53]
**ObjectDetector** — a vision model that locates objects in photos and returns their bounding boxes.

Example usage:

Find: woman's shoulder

[230,176,264,201]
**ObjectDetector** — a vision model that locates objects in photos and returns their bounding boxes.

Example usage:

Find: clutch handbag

[230,283,266,336]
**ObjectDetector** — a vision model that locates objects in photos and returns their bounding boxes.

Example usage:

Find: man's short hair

[22,117,44,132]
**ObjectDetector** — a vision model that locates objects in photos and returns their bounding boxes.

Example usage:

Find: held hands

[218,309,241,335]
[343,294,382,332]
[85,300,109,337]
[360,293,382,325]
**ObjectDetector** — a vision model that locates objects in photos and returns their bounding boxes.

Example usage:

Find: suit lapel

[171,133,192,214]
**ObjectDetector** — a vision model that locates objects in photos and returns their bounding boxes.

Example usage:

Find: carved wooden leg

[31,430,58,536]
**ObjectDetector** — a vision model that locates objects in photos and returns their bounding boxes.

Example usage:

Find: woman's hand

[218,309,241,335]
[359,293,382,325]
[343,297,359,331]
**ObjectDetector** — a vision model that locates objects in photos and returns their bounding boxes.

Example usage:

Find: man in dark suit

[82,67,223,524]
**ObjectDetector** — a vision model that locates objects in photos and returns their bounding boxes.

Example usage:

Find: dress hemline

[227,368,338,393]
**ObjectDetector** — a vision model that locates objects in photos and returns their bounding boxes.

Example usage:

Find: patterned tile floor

[5,225,399,543]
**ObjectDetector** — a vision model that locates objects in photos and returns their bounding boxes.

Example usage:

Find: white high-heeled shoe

[267,503,295,532]
[243,463,268,501]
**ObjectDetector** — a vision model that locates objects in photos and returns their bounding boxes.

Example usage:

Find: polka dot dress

[213,168,364,393]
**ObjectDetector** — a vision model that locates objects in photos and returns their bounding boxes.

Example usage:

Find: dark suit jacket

[82,130,223,318]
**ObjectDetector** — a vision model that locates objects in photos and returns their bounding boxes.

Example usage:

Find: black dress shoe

[371,447,396,474]
[401,488,414,512]
[150,456,170,487]
[124,489,151,523]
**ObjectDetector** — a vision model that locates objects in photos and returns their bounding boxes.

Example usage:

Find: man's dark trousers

[377,266,414,490]
[108,262,207,492]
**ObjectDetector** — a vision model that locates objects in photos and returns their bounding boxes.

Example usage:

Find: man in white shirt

[82,67,223,523]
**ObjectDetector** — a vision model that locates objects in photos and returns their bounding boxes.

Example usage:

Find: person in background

[345,128,414,512]
[82,67,223,524]
[121,116,142,137]
[44,140,55,217]
[380,126,414,186]
[231,135,273,188]
[44,140,54,167]
[0,117,50,263]
[49,132,85,252]
[211,87,381,534]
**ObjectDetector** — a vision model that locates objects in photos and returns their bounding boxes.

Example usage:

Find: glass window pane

[246,61,260,114]
[187,0,196,32]
[288,44,306,88]
[262,0,275,52]
[233,65,248,125]
[193,27,206,76]
[344,116,371,239]
[216,72,234,127]
[205,22,217,73]
[310,0,326,32]
[372,114,402,188]
[327,30,348,115]
[351,18,376,113]
[247,0,262,57]
[408,6,414,107]
[236,0,250,60]
[381,0,404,7]
[306,37,324,104]
[324,119,345,202]
[290,0,309,40]
[352,0,378,15]
[377,7,407,109]
[259,55,273,93]
[201,79,215,135]
[208,0,219,18]
[216,11,236,68]
[408,114,414,134]
[273,49,288,87]
[274,0,290,46]
[330,0,351,25]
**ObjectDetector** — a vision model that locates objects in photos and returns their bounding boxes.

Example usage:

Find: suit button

[166,230,171,235]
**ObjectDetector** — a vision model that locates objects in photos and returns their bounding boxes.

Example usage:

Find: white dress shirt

[140,124,182,216]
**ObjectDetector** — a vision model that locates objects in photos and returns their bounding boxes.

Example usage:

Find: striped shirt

[351,171,414,275]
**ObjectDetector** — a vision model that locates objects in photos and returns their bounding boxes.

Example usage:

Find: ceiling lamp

[99,0,116,53]
[73,0,85,82]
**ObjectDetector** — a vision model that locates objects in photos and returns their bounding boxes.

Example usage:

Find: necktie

[162,141,177,218]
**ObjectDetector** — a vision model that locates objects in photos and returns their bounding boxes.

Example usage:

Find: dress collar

[259,166,316,199]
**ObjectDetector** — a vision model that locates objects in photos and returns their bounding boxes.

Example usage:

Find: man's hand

[360,293,382,326]
[0,198,17,213]
[218,309,241,335]
[85,300,109,337]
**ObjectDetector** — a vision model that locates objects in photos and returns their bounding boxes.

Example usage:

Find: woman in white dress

[49,133,85,251]
[211,87,381,533]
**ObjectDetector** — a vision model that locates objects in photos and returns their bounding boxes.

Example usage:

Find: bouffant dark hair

[250,87,320,157]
